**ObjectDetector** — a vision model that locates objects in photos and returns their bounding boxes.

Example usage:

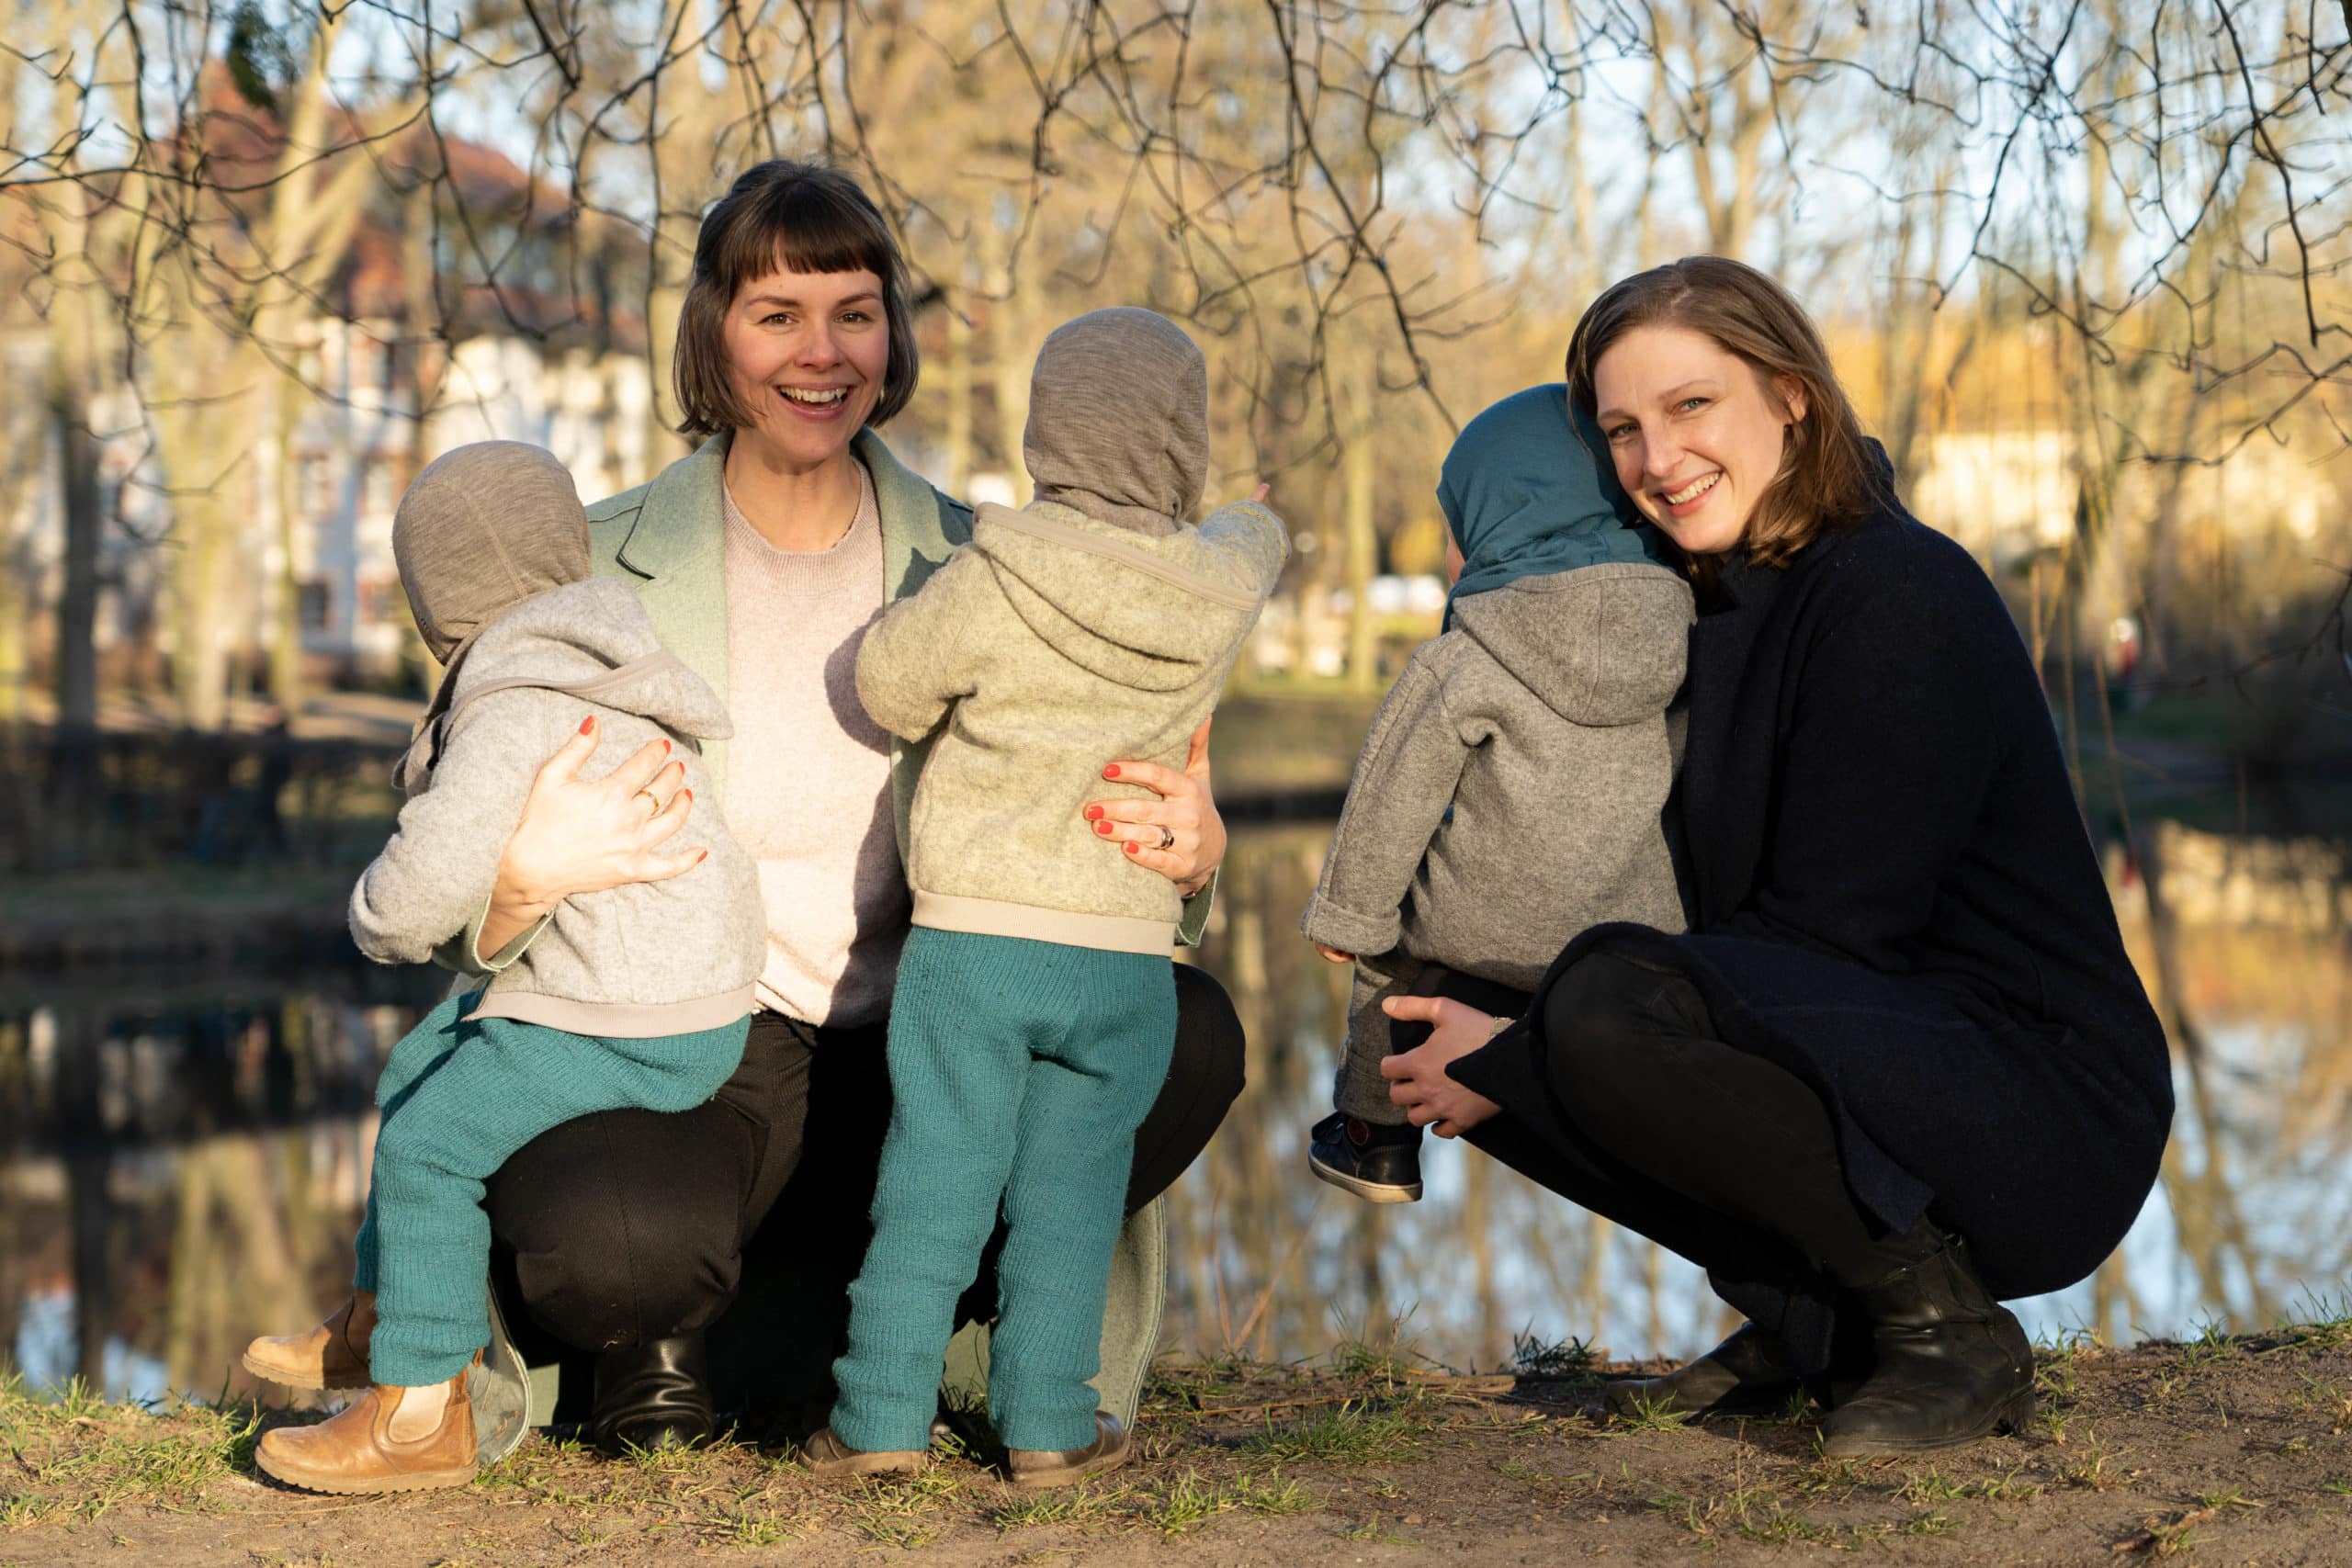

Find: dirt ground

[6,1323,2351,1568]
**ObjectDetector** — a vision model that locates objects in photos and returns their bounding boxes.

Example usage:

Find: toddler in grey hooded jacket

[255,441,765,1412]
[1301,386,1692,1177]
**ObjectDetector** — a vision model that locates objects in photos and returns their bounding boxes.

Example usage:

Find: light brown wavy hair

[672,160,919,440]
[1565,255,1883,569]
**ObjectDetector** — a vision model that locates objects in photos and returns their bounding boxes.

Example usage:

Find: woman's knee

[484,1108,751,1350]
[1171,963,1247,1110]
[1538,950,1703,1113]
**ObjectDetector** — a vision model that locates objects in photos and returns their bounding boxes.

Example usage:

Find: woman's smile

[1595,322,1804,557]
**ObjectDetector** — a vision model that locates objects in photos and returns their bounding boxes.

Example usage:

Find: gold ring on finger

[1157,826,1176,852]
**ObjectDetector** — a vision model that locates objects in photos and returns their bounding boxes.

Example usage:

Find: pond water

[4,820,2346,1403]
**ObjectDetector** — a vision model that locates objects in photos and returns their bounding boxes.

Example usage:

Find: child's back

[859,496,1283,949]
[1306,558,1689,989]
[359,570,763,1026]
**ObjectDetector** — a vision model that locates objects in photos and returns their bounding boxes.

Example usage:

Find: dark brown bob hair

[1565,255,1883,568]
[672,160,920,440]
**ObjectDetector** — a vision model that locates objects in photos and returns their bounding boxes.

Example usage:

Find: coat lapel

[614,435,733,794]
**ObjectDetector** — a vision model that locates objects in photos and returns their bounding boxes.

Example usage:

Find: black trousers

[481,962,1245,1413]
[1450,951,1894,1368]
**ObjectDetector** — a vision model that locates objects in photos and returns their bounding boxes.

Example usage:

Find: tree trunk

[1339,338,1378,693]
[50,366,100,730]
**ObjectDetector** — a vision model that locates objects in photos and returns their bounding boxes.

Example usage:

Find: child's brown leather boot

[243,1292,376,1390]
[255,1368,477,1495]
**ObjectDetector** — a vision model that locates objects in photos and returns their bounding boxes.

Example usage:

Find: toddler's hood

[395,577,731,792]
[1023,308,1210,537]
[1451,560,1693,727]
[393,441,593,664]
[970,498,1287,692]
[1440,384,1662,625]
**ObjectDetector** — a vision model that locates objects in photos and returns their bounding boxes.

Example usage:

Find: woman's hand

[1086,715,1227,898]
[477,717,703,954]
[1378,994,1505,1138]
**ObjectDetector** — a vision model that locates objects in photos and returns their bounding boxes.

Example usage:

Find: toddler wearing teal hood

[1300,384,1693,1201]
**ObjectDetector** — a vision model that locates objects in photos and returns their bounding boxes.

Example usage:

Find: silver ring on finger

[1157,825,1176,852]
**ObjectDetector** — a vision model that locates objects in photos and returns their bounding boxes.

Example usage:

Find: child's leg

[987,952,1178,1452]
[366,1014,747,1388]
[830,930,1035,1454]
[1332,951,1424,1123]
[353,991,481,1296]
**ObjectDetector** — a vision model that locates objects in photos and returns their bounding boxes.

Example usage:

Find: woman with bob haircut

[430,159,1249,1458]
[1374,255,2171,1457]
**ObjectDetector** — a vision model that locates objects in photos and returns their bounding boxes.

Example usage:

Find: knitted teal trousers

[352,989,748,1387]
[831,928,1178,1453]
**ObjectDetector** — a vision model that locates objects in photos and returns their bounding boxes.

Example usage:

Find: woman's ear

[1775,374,1810,425]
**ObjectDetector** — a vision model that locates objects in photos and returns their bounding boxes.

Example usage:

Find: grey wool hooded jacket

[1301,558,1694,1002]
[357,443,765,1036]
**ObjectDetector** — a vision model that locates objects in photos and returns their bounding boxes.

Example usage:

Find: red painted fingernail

[1102,764,1121,779]
[1095,820,1112,835]
[579,716,595,734]
[662,739,673,756]
[1125,841,1139,854]
[682,789,693,805]
[1083,805,1103,821]
[696,849,708,863]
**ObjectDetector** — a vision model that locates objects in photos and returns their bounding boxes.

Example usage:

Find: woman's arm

[448,718,702,969]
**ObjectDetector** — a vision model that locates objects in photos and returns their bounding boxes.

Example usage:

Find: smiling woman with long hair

[1375,256,2172,1458]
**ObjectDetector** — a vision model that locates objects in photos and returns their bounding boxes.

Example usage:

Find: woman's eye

[1605,423,1635,443]
[763,312,792,326]
[1675,397,1708,414]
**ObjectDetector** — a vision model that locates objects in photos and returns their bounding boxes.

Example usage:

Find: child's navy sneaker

[1307,1112,1424,1202]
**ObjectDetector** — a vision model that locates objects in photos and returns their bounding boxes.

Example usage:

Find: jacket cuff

[1297,894,1399,959]
[1446,1014,1545,1111]
[1174,868,1219,949]
[432,897,551,976]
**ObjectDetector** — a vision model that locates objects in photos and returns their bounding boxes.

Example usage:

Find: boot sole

[801,1450,930,1480]
[1819,1387,2037,1459]
[1008,1440,1133,1490]
[239,1353,368,1393]
[255,1449,476,1495]
[1306,1152,1421,1204]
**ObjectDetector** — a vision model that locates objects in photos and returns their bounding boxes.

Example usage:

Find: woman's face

[1592,322,1806,557]
[719,264,890,470]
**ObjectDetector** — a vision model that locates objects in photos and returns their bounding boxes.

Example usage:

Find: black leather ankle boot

[1820,1229,2035,1457]
[1604,1322,1806,1420]
[592,1332,715,1456]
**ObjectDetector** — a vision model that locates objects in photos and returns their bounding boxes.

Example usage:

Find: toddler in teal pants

[243,443,764,1495]
[806,310,1286,1485]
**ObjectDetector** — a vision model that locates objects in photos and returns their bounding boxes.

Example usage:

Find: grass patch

[1510,1330,1600,1381]
[1239,1400,1425,1464]
[0,1373,258,1528]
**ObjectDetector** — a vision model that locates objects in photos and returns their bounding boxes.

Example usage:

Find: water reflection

[2,821,2345,1402]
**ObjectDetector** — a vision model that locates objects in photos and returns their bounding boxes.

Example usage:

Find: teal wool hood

[1440,384,1663,625]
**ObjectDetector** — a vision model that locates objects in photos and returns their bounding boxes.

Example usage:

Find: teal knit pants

[352,990,748,1387]
[831,928,1178,1453]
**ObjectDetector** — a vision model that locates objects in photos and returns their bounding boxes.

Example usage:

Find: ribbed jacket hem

[910,891,1175,956]
[465,983,758,1037]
